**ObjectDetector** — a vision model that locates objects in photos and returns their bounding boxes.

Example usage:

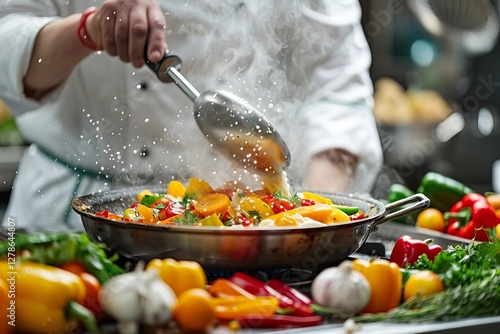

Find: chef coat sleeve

[296,0,383,193]
[0,0,61,115]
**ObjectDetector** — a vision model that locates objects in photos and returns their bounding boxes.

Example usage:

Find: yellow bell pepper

[146,258,207,296]
[0,278,13,334]
[352,258,402,314]
[0,261,98,333]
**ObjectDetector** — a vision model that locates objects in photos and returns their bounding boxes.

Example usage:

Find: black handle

[145,51,182,83]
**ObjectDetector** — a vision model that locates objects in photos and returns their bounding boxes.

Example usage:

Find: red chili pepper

[236,314,323,328]
[445,193,500,241]
[389,235,442,268]
[228,273,298,311]
[267,279,314,316]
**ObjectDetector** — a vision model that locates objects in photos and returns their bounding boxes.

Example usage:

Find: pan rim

[71,186,386,235]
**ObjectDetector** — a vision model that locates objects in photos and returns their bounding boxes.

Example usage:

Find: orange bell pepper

[208,278,279,320]
[145,258,207,296]
[352,258,402,313]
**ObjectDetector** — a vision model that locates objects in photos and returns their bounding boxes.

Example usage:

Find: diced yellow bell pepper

[167,180,186,199]
[136,204,158,224]
[323,206,351,224]
[239,196,274,218]
[199,213,224,226]
[266,204,334,224]
[186,178,214,196]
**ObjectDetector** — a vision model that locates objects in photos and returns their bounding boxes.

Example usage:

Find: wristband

[77,7,100,51]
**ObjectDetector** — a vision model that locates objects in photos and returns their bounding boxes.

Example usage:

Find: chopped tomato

[272,199,296,213]
[350,211,365,221]
[300,199,316,207]
[158,201,185,220]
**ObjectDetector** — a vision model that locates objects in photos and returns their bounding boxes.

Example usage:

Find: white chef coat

[0,0,383,231]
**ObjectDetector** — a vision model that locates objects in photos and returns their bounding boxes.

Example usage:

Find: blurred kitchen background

[1,0,500,220]
[360,0,500,198]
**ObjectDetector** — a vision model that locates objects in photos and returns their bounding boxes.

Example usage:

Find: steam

[66,1,349,194]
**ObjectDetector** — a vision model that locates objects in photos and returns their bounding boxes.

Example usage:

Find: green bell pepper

[387,183,417,224]
[416,172,474,212]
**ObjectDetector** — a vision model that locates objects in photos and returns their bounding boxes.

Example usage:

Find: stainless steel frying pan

[71,189,429,270]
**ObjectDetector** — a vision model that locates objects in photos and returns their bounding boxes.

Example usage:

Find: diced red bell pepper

[389,235,442,267]
[445,193,500,241]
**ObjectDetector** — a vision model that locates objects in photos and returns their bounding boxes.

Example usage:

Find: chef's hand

[303,149,358,193]
[85,0,167,68]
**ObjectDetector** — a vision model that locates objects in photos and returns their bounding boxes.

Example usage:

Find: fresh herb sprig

[407,230,500,288]
[174,192,200,225]
[353,272,500,323]
[273,190,301,206]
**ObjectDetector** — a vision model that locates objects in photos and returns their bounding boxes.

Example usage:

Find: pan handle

[370,193,430,231]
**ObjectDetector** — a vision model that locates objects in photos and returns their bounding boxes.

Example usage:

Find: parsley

[407,233,500,288]
[173,192,200,225]
[272,190,301,206]
[247,210,262,221]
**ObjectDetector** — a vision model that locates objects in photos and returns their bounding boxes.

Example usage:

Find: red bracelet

[77,7,100,51]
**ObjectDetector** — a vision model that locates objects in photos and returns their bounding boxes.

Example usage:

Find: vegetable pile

[1,226,500,333]
[350,230,500,324]
[388,172,500,241]
[96,177,365,227]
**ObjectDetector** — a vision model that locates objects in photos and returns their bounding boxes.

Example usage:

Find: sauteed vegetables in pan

[95,178,364,227]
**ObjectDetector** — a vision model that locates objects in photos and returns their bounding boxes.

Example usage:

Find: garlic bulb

[99,261,177,334]
[140,268,177,326]
[311,261,371,315]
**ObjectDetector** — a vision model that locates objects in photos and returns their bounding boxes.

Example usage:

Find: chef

[0,0,383,231]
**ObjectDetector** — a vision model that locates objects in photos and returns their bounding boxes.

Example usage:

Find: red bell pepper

[445,193,500,241]
[389,235,442,267]
[236,314,323,328]
[228,272,313,316]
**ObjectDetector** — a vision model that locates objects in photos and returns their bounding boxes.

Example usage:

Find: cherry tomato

[404,270,444,301]
[61,262,87,275]
[61,262,103,320]
[174,289,215,332]
[79,272,103,320]
[416,208,446,232]
[496,224,500,239]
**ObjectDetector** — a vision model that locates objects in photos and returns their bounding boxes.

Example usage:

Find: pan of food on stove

[71,176,429,270]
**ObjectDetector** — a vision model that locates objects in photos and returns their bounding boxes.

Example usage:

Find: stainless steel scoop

[146,53,291,175]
